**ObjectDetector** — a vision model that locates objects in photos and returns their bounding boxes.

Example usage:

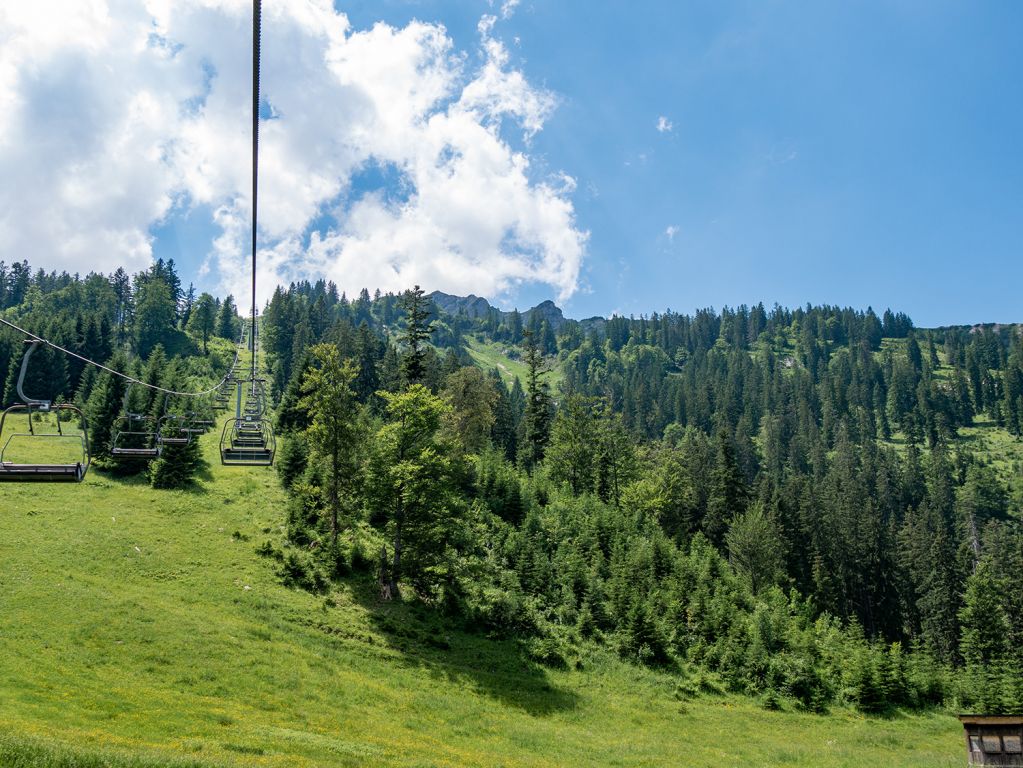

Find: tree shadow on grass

[196,454,216,480]
[344,578,580,717]
[93,464,151,483]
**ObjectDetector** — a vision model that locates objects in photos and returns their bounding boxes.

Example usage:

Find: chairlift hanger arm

[15,341,50,410]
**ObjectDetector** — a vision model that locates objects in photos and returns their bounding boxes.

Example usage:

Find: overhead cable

[0,315,240,399]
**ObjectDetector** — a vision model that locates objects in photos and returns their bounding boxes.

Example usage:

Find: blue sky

[334,0,1023,325]
[5,1,1022,326]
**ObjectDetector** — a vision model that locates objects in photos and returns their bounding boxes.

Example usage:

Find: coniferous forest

[6,258,1021,723]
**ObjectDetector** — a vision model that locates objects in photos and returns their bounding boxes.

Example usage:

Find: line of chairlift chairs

[0,335,275,484]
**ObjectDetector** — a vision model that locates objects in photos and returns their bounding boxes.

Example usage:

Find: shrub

[526,636,568,669]
[280,550,329,593]
[276,432,309,491]
[149,440,204,489]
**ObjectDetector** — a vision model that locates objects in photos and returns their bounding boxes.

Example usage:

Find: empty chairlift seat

[0,404,91,482]
[183,411,214,435]
[0,341,91,482]
[111,413,161,459]
[220,417,275,465]
[157,414,191,447]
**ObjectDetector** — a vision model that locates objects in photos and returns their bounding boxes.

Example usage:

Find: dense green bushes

[276,429,956,713]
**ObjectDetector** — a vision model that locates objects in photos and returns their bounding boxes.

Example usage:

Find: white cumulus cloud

[0,0,586,306]
[500,0,521,20]
[488,0,521,21]
[656,115,673,133]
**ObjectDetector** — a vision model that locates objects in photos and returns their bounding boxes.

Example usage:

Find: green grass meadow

[464,336,564,391]
[0,414,965,767]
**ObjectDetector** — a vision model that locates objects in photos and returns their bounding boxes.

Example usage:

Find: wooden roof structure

[959,715,1023,766]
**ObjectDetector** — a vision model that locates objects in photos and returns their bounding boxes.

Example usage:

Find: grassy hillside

[877,338,1023,506]
[961,418,1023,506]
[464,336,563,390]
[0,416,964,767]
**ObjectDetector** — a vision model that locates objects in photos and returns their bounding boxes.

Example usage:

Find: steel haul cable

[0,315,241,399]
[250,0,260,384]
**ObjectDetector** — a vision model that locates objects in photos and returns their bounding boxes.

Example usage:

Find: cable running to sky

[250,0,261,383]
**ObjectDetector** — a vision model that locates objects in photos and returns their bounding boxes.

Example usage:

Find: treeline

[560,309,1022,445]
[262,282,1023,714]
[0,259,241,486]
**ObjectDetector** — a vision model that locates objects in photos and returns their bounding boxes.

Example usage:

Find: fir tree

[186,293,217,354]
[399,285,434,388]
[547,393,598,494]
[83,352,130,462]
[134,278,178,358]
[726,502,785,595]
[149,438,204,489]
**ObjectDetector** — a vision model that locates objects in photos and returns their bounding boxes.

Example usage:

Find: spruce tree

[149,438,203,489]
[594,405,635,507]
[726,502,784,595]
[83,352,130,462]
[275,350,313,433]
[216,295,239,340]
[702,429,749,545]
[548,393,598,495]
[353,322,381,402]
[186,293,217,354]
[133,278,178,358]
[300,344,364,556]
[489,369,518,461]
[520,329,552,470]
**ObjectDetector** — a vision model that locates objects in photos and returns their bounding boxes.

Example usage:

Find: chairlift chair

[157,415,191,447]
[220,417,275,466]
[183,411,214,435]
[111,412,162,459]
[111,386,161,460]
[0,341,91,482]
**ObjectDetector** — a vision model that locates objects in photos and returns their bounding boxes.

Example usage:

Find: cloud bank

[0,0,586,306]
